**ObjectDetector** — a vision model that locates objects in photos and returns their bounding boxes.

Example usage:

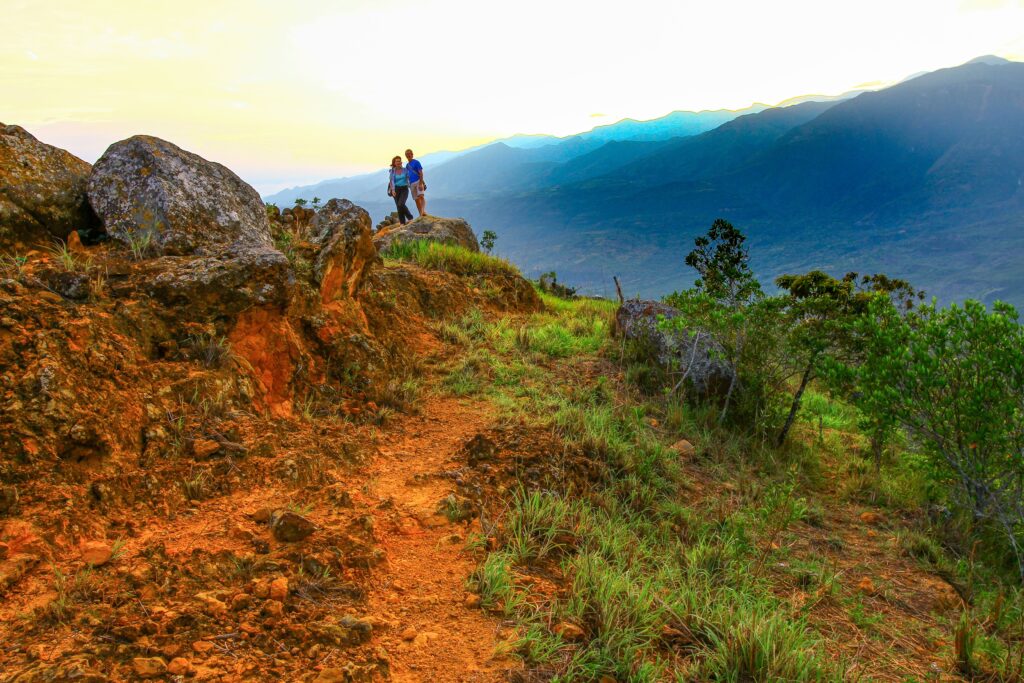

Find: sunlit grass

[381,239,520,277]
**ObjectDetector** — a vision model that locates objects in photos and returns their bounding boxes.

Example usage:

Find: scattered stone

[553,621,586,642]
[195,592,228,617]
[0,485,20,514]
[79,540,113,566]
[192,439,221,460]
[230,593,252,611]
[400,627,417,642]
[338,616,373,644]
[261,599,284,618]
[228,523,254,542]
[270,509,316,542]
[192,640,215,654]
[49,271,91,300]
[859,511,886,526]
[670,439,696,458]
[857,576,877,595]
[0,541,8,560]
[132,656,167,679]
[410,631,438,647]
[269,576,289,602]
[167,657,193,676]
[464,593,481,608]
[66,229,87,253]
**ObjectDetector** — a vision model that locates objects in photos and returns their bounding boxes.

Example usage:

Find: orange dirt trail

[361,395,508,682]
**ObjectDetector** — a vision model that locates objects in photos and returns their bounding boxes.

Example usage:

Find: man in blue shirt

[405,149,426,217]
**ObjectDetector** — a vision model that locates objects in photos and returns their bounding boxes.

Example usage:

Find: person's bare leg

[415,195,426,216]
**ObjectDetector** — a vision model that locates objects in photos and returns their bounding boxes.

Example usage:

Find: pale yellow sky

[3,0,1022,193]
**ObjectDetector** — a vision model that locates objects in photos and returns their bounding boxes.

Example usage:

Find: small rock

[252,579,271,599]
[227,524,254,542]
[251,507,274,523]
[192,640,214,654]
[670,439,696,458]
[413,631,439,646]
[270,509,316,542]
[79,540,113,566]
[230,593,252,611]
[192,439,221,460]
[553,621,586,642]
[0,541,8,560]
[400,627,417,642]
[859,511,886,526]
[195,592,228,617]
[132,656,167,679]
[167,657,193,676]
[857,576,877,594]
[269,576,289,602]
[66,230,87,254]
[0,485,18,514]
[464,593,481,608]
[261,599,284,618]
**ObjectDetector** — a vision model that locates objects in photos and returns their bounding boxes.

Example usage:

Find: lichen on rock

[310,198,376,302]
[373,215,480,253]
[0,123,99,250]
[87,135,274,256]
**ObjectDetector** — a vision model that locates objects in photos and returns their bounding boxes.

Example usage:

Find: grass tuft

[382,239,520,277]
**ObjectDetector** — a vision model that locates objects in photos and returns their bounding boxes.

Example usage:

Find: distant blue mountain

[262,104,778,206]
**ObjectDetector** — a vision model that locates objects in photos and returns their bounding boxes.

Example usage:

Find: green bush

[838,298,1024,578]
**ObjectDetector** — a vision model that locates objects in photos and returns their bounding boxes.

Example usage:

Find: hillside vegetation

[2,122,1023,683]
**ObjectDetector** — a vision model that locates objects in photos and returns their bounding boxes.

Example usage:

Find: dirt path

[360,395,509,683]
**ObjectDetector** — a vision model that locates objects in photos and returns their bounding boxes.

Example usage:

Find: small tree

[311,196,321,209]
[685,218,761,307]
[294,198,308,208]
[774,271,922,447]
[848,298,1024,577]
[481,230,497,254]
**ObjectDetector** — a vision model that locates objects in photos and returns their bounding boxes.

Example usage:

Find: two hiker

[387,149,426,225]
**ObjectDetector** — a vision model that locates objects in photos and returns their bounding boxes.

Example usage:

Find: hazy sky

[4,0,1023,193]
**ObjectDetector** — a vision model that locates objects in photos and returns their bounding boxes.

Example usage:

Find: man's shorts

[410,182,425,199]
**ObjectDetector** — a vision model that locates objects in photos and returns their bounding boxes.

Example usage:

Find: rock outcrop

[0,123,99,249]
[87,135,273,256]
[373,215,480,253]
[143,247,293,317]
[310,199,376,301]
[614,299,735,398]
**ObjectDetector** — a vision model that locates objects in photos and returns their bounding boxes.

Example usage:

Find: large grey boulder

[614,299,735,398]
[310,199,376,300]
[373,215,479,253]
[0,123,99,249]
[87,135,273,256]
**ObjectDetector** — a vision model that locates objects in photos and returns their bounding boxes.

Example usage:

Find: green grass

[448,298,836,680]
[382,239,520,277]
[442,295,1024,681]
